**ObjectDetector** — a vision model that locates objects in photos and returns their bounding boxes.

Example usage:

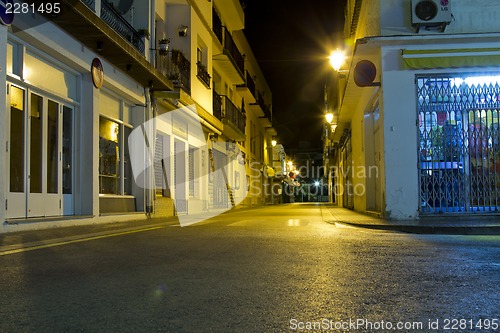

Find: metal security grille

[417,74,500,214]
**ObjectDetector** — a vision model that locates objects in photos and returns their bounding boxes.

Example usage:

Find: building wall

[0,25,7,225]
[379,0,500,35]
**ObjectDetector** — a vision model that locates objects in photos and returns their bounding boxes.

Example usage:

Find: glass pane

[47,100,59,194]
[9,86,25,193]
[99,117,120,194]
[123,126,132,195]
[30,93,43,193]
[62,106,72,194]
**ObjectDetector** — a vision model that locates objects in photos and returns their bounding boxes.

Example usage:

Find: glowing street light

[325,112,334,124]
[329,49,346,72]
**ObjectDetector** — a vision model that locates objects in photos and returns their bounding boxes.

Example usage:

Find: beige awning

[402,48,500,69]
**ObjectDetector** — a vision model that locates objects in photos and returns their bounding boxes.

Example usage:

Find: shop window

[189,146,196,197]
[99,117,120,195]
[99,117,132,195]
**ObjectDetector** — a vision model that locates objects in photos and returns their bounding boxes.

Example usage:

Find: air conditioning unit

[411,0,451,32]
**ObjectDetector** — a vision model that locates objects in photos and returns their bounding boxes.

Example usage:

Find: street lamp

[329,49,346,72]
[325,112,337,133]
[325,112,334,124]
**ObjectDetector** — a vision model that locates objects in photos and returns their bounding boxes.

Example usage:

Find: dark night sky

[244,1,347,149]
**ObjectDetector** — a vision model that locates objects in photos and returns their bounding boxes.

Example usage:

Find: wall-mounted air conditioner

[411,0,451,32]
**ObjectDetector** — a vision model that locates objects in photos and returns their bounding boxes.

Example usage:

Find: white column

[76,73,99,216]
[0,25,8,224]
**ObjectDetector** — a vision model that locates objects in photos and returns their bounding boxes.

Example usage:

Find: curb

[334,221,500,235]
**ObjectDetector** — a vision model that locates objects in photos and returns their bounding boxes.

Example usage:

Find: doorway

[6,84,74,218]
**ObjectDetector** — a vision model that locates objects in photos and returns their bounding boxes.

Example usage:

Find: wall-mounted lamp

[178,25,188,37]
[325,112,334,124]
[271,139,277,147]
[329,49,346,72]
[325,112,337,133]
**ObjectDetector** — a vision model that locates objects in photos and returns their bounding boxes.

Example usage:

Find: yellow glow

[110,122,119,142]
[329,49,346,71]
[325,112,334,124]
[23,66,31,81]
[271,139,277,147]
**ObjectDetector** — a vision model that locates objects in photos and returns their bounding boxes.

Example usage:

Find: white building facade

[1,0,274,232]
[326,0,500,220]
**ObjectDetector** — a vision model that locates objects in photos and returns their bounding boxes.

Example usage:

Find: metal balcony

[236,70,256,103]
[197,62,211,88]
[100,0,144,53]
[213,27,245,85]
[38,0,172,91]
[248,91,272,126]
[222,96,246,141]
[213,91,223,121]
[155,49,191,95]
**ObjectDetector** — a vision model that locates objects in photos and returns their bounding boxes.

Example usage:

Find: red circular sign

[354,60,377,87]
[91,58,104,89]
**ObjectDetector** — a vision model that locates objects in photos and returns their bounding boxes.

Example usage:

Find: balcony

[213,26,245,85]
[213,91,223,121]
[236,70,256,104]
[37,0,172,91]
[100,0,144,53]
[249,91,272,125]
[155,49,191,95]
[213,0,244,31]
[197,62,211,89]
[222,96,246,141]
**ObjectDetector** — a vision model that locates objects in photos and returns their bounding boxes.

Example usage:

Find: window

[98,116,132,195]
[189,146,196,197]
[197,47,203,64]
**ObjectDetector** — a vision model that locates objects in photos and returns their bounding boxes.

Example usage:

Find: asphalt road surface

[0,203,498,332]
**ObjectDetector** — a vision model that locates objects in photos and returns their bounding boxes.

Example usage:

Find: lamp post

[323,49,348,206]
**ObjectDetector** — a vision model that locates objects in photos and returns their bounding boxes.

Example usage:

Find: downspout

[144,86,155,216]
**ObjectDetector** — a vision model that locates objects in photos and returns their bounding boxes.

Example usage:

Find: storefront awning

[402,48,500,69]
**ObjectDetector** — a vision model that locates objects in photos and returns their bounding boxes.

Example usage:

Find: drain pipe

[144,86,155,216]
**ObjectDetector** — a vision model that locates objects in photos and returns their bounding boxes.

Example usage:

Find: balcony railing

[213,91,223,121]
[213,7,223,45]
[155,49,191,94]
[223,28,244,76]
[223,96,246,134]
[100,0,145,53]
[237,71,256,98]
[81,0,95,10]
[257,91,272,122]
[197,62,211,88]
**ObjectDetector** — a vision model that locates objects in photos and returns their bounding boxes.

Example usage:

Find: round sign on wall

[91,58,104,89]
[0,0,15,26]
[354,60,378,87]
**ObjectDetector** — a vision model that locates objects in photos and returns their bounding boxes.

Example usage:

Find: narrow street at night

[0,203,498,332]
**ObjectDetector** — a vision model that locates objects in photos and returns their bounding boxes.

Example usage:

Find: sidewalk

[321,204,500,235]
[0,216,178,255]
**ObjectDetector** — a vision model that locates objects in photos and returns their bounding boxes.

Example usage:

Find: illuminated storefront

[417,74,500,213]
